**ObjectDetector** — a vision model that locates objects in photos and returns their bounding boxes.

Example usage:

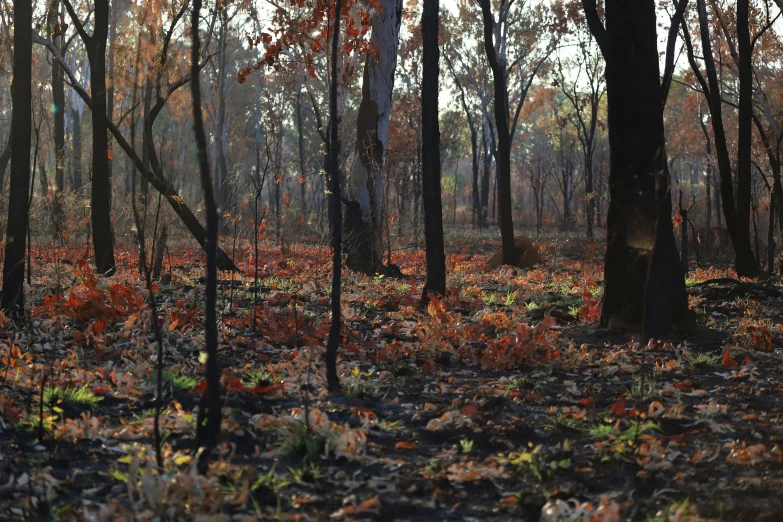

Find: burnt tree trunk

[50,1,65,237]
[191,0,222,457]
[64,0,116,275]
[326,0,345,393]
[689,0,758,275]
[2,0,33,314]
[583,0,688,337]
[478,0,515,265]
[420,0,445,300]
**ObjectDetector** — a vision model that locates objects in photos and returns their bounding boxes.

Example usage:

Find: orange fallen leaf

[673,379,693,392]
[395,441,417,450]
[610,399,626,416]
[578,397,596,408]
[460,404,479,417]
[722,350,739,369]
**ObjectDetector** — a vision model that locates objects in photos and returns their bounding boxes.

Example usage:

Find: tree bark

[191,0,222,457]
[478,0,515,265]
[421,0,445,300]
[326,0,345,393]
[49,1,65,238]
[64,0,116,275]
[582,0,688,337]
[692,0,758,275]
[2,0,32,314]
[344,0,402,275]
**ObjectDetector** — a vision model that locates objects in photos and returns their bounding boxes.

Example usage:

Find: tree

[1,0,33,314]
[476,0,552,265]
[421,0,445,300]
[681,0,760,276]
[49,0,66,238]
[326,0,345,394]
[191,0,222,459]
[344,0,403,275]
[64,0,116,276]
[582,0,688,337]
[34,23,241,272]
[554,5,605,239]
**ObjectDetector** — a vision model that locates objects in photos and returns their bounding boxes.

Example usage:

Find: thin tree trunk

[478,0,515,264]
[326,0,344,393]
[64,0,116,275]
[191,0,222,458]
[2,0,32,314]
[421,0,445,300]
[50,1,65,237]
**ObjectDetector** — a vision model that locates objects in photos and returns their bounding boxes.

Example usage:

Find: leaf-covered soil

[1,240,782,521]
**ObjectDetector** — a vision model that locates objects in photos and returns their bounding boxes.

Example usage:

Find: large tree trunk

[583,0,688,337]
[344,0,402,275]
[2,0,32,313]
[421,0,445,300]
[478,0,515,265]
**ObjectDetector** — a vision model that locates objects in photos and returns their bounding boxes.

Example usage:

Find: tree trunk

[66,0,116,275]
[421,0,445,300]
[71,106,82,191]
[344,0,402,275]
[326,0,345,393]
[2,0,32,314]
[583,0,688,337]
[50,1,65,238]
[296,82,307,214]
[695,0,758,275]
[479,119,490,228]
[215,7,230,212]
[191,0,221,457]
[478,0,515,265]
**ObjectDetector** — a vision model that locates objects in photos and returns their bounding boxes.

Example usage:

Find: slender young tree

[63,0,116,275]
[477,0,514,264]
[326,0,344,394]
[582,0,688,337]
[421,0,445,300]
[191,0,222,456]
[49,0,66,237]
[1,0,33,314]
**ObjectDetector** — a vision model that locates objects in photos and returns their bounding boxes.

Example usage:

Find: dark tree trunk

[296,83,307,214]
[736,0,757,274]
[326,0,344,393]
[478,0,515,264]
[420,0,445,300]
[50,1,65,237]
[691,0,758,275]
[479,121,490,228]
[64,0,116,275]
[191,0,222,456]
[583,0,688,337]
[71,107,82,191]
[2,0,32,314]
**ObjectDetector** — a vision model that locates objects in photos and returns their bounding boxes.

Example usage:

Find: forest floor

[0,236,782,521]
